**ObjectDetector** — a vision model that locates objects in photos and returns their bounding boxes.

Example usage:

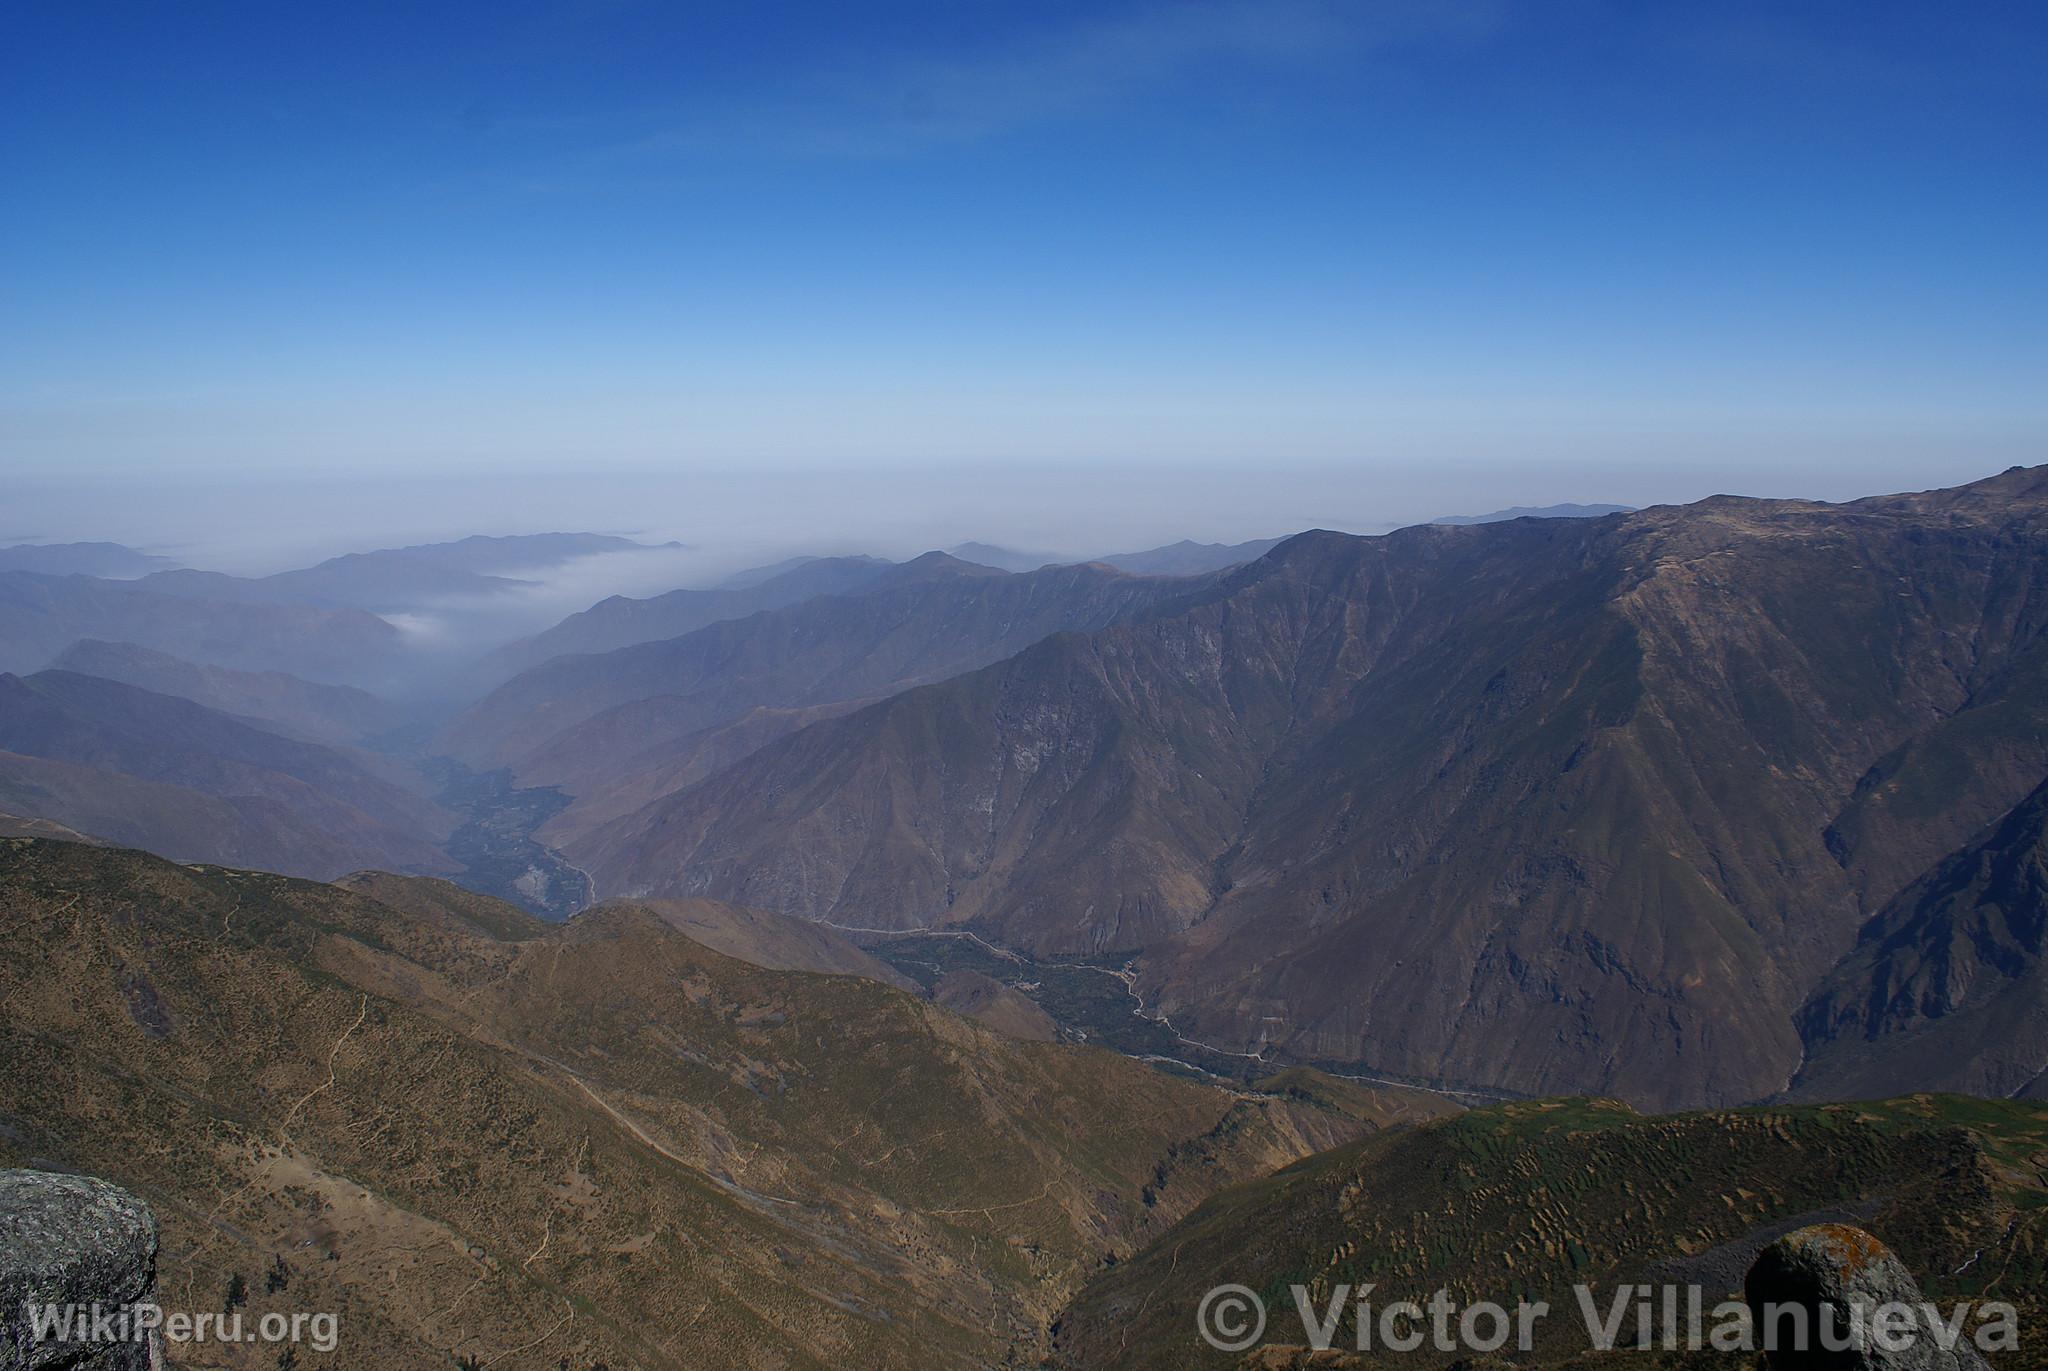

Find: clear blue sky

[3,0,2044,513]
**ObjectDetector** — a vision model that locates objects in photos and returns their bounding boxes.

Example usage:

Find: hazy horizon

[2,452,2025,580]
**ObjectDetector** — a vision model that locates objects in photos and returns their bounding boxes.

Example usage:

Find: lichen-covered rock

[1744,1223,1988,1371]
[0,1170,160,1370]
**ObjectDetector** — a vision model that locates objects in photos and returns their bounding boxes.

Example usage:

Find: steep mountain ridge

[574,468,2048,1109]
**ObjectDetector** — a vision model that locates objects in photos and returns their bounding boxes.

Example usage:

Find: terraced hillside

[1054,1096,2048,1370]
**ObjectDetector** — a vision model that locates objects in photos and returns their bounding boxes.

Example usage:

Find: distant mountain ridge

[51,640,403,745]
[1431,501,1633,524]
[0,542,177,578]
[139,531,672,612]
[442,555,1208,842]
[0,568,402,682]
[487,551,993,674]
[1096,536,1287,576]
[946,540,1061,572]
[0,670,452,878]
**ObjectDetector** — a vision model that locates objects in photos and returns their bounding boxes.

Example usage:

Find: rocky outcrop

[0,1170,160,1370]
[1745,1224,1989,1371]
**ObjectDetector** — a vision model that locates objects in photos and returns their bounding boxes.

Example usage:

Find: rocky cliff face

[0,1170,160,1371]
[1794,774,2048,1100]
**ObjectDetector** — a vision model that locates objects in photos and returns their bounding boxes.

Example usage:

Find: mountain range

[4,472,2045,1114]
[443,554,1212,842]
[567,467,2048,1110]
[136,531,673,612]
[0,541,178,577]
[0,567,403,682]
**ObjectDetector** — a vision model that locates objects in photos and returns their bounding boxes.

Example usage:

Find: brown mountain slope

[0,804,106,843]
[607,895,920,990]
[0,670,453,878]
[530,698,868,845]
[1794,773,2048,1100]
[575,467,2048,1109]
[934,969,1060,1041]
[329,869,555,940]
[0,748,448,880]
[0,838,1445,1369]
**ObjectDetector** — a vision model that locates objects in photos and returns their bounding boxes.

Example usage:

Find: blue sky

[3,0,2045,544]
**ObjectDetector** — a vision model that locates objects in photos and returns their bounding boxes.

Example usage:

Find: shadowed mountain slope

[0,569,401,681]
[51,639,404,745]
[442,559,1206,843]
[0,838,1444,1369]
[488,552,920,673]
[0,670,452,878]
[574,467,2048,1109]
[1794,774,2048,1101]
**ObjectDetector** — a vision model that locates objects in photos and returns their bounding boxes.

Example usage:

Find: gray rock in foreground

[1745,1223,1990,1371]
[0,1169,160,1370]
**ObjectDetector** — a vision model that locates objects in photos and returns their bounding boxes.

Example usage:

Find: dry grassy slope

[934,970,1060,1041]
[0,839,1441,1370]
[330,869,556,941]
[1053,1095,2048,1371]
[0,806,106,843]
[600,894,920,991]
[580,467,2048,1109]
